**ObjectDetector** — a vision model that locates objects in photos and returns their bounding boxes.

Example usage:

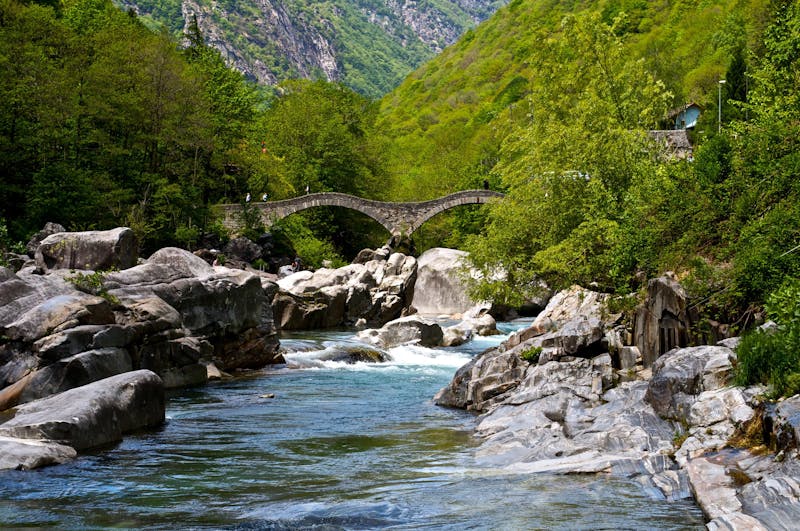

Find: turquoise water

[0,324,705,529]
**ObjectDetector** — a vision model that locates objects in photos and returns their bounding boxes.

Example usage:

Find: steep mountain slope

[116,0,505,97]
[377,0,771,199]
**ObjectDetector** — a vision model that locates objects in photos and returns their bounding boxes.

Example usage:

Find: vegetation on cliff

[118,0,503,98]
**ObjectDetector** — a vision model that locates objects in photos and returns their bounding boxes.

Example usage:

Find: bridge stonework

[218,190,504,237]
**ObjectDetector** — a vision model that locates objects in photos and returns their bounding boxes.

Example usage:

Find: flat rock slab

[0,370,164,452]
[0,436,77,470]
[686,456,742,520]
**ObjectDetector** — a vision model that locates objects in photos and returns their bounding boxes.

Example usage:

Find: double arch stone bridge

[218,190,505,237]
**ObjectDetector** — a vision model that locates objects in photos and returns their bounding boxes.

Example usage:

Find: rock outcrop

[1,241,282,413]
[272,250,417,330]
[435,285,617,412]
[356,315,444,348]
[34,227,138,272]
[0,370,164,469]
[441,303,499,346]
[633,274,695,366]
[436,279,800,524]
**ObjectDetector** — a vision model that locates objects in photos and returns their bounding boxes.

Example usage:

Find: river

[0,322,705,529]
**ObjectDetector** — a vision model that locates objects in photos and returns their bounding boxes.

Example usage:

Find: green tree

[464,13,672,302]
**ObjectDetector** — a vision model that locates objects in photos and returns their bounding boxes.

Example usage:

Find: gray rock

[35,227,138,271]
[620,345,641,370]
[0,268,74,329]
[707,513,769,531]
[222,237,262,264]
[474,371,677,478]
[686,455,742,520]
[0,436,77,470]
[352,248,376,264]
[435,285,613,413]
[12,348,133,407]
[644,345,735,419]
[357,316,443,348]
[441,304,498,347]
[0,370,164,451]
[317,345,389,364]
[739,473,800,529]
[765,395,800,452]
[273,254,417,330]
[410,247,476,315]
[160,363,208,388]
[24,222,66,257]
[633,275,693,367]
[5,294,113,344]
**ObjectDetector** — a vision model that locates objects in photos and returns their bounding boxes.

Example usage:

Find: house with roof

[668,102,702,130]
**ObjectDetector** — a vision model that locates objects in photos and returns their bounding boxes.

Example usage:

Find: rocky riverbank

[0,231,491,470]
[4,227,800,528]
[0,227,283,469]
[434,279,800,528]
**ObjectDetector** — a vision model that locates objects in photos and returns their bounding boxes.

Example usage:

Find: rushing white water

[0,321,705,529]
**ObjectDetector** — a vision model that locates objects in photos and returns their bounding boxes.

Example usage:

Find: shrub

[66,270,120,306]
[519,346,542,364]
[735,278,800,397]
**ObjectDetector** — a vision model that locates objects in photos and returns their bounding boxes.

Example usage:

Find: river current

[0,322,705,529]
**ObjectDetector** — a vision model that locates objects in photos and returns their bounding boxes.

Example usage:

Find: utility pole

[718,79,726,133]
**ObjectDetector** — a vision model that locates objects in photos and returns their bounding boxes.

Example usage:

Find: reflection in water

[0,322,704,529]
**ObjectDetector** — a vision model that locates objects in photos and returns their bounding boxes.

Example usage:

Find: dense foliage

[0,0,388,262]
[375,0,797,322]
[736,278,800,397]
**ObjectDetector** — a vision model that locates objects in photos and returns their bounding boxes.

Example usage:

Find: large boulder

[472,358,676,478]
[435,285,614,412]
[0,347,132,410]
[356,316,444,348]
[116,250,280,371]
[0,245,282,406]
[410,248,476,315]
[0,437,77,471]
[34,227,138,272]
[222,237,262,267]
[644,345,736,420]
[0,370,164,451]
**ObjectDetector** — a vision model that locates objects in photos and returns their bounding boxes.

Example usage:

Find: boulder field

[434,281,800,528]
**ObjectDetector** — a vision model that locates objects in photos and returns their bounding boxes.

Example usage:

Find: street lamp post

[718,79,726,133]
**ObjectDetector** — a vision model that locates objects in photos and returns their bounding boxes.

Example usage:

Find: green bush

[519,346,542,364]
[735,278,800,397]
[66,270,120,306]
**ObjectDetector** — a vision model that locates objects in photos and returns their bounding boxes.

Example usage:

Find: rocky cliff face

[117,0,504,97]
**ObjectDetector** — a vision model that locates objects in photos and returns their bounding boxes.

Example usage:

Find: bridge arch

[218,190,504,237]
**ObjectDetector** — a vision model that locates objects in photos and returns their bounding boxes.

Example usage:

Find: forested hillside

[116,0,505,98]
[378,0,771,200]
[374,0,798,324]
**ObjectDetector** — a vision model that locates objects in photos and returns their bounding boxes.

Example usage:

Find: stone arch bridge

[218,190,504,237]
